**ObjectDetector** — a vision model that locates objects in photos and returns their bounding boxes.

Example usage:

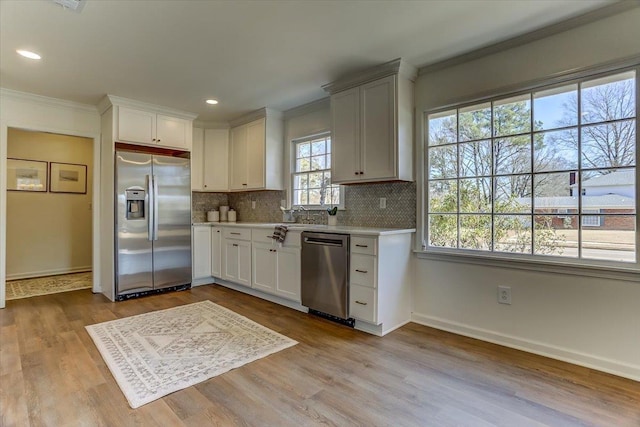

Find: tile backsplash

[192,181,416,229]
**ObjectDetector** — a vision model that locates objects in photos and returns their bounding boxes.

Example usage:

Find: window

[582,209,601,227]
[292,134,340,208]
[425,69,637,266]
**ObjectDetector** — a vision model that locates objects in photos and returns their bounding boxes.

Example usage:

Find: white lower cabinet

[211,225,222,278]
[252,236,301,302]
[222,238,251,287]
[347,233,413,336]
[192,226,212,283]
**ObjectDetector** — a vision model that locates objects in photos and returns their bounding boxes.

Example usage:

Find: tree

[553,76,635,170]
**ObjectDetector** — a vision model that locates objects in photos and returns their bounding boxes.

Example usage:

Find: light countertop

[192,221,415,236]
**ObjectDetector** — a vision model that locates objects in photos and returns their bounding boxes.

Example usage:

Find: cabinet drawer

[350,254,376,288]
[349,284,377,324]
[251,229,301,248]
[351,236,376,255]
[252,228,277,244]
[223,228,251,241]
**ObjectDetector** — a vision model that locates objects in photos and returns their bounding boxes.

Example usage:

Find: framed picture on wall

[49,162,87,194]
[7,158,48,192]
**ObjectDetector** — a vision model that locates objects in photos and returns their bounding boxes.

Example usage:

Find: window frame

[420,63,639,277]
[290,132,344,210]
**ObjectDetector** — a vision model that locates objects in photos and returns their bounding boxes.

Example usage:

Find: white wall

[6,129,93,279]
[282,98,330,207]
[0,89,101,308]
[413,10,640,380]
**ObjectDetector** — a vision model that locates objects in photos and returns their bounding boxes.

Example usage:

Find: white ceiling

[0,0,614,122]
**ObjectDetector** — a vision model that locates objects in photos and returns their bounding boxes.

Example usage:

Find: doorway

[5,128,94,301]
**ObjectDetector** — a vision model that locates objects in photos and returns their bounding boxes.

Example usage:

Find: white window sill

[414,249,640,282]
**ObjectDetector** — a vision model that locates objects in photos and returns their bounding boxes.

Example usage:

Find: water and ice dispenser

[125,189,146,220]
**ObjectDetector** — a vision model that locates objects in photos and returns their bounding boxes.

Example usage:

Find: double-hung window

[425,68,637,267]
[292,133,340,208]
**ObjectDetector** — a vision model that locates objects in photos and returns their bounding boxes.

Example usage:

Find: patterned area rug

[6,272,92,300]
[86,300,297,408]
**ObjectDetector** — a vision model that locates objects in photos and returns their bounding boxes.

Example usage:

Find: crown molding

[97,94,198,120]
[229,107,283,128]
[193,120,230,129]
[0,88,98,113]
[322,58,417,94]
[418,1,640,76]
[283,97,330,120]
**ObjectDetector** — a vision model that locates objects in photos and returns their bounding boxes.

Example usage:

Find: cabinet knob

[355,300,368,306]
[157,139,161,142]
[360,171,364,175]
[354,172,359,175]
[204,184,207,188]
[232,243,238,247]
[152,138,156,142]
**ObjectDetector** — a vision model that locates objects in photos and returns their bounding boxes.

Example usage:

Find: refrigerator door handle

[153,174,159,241]
[146,174,153,241]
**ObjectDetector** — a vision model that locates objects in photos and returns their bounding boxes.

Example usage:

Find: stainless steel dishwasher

[301,231,352,324]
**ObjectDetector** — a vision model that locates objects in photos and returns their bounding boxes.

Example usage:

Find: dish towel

[272,225,288,243]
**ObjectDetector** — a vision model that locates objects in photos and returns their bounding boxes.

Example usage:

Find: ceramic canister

[207,210,219,222]
[219,206,229,222]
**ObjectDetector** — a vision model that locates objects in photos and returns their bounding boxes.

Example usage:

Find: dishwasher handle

[303,236,344,247]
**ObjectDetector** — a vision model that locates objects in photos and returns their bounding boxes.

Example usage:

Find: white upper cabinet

[191,127,204,191]
[99,95,196,151]
[323,58,416,184]
[193,127,229,192]
[229,109,283,191]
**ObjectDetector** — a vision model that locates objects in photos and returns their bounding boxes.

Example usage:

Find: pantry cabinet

[229,108,283,191]
[323,58,416,184]
[192,127,229,191]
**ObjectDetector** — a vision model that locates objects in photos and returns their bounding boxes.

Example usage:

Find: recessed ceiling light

[17,50,42,60]
[206,99,219,105]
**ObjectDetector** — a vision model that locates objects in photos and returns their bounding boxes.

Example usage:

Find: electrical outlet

[498,286,511,305]
[251,200,256,209]
[379,197,387,209]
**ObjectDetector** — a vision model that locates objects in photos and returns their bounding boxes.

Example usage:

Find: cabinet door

[331,87,360,183]
[191,127,204,191]
[118,106,156,144]
[252,242,277,294]
[203,128,229,191]
[223,239,240,282]
[246,118,265,189]
[211,227,222,277]
[237,240,252,287]
[276,247,301,302]
[229,125,248,190]
[359,75,396,181]
[192,226,212,280]
[156,114,189,149]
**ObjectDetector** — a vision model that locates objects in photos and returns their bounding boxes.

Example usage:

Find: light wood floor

[1,284,638,426]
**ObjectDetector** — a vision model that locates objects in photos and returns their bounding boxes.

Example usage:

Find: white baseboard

[6,266,92,281]
[211,278,308,313]
[411,312,640,382]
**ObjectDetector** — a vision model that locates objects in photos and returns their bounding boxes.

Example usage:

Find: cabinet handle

[355,244,368,248]
[242,183,248,186]
[355,300,368,306]
[230,232,241,235]
[355,269,368,273]
[232,243,238,247]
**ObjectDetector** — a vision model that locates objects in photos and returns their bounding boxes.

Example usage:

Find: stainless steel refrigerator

[115,149,192,299]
